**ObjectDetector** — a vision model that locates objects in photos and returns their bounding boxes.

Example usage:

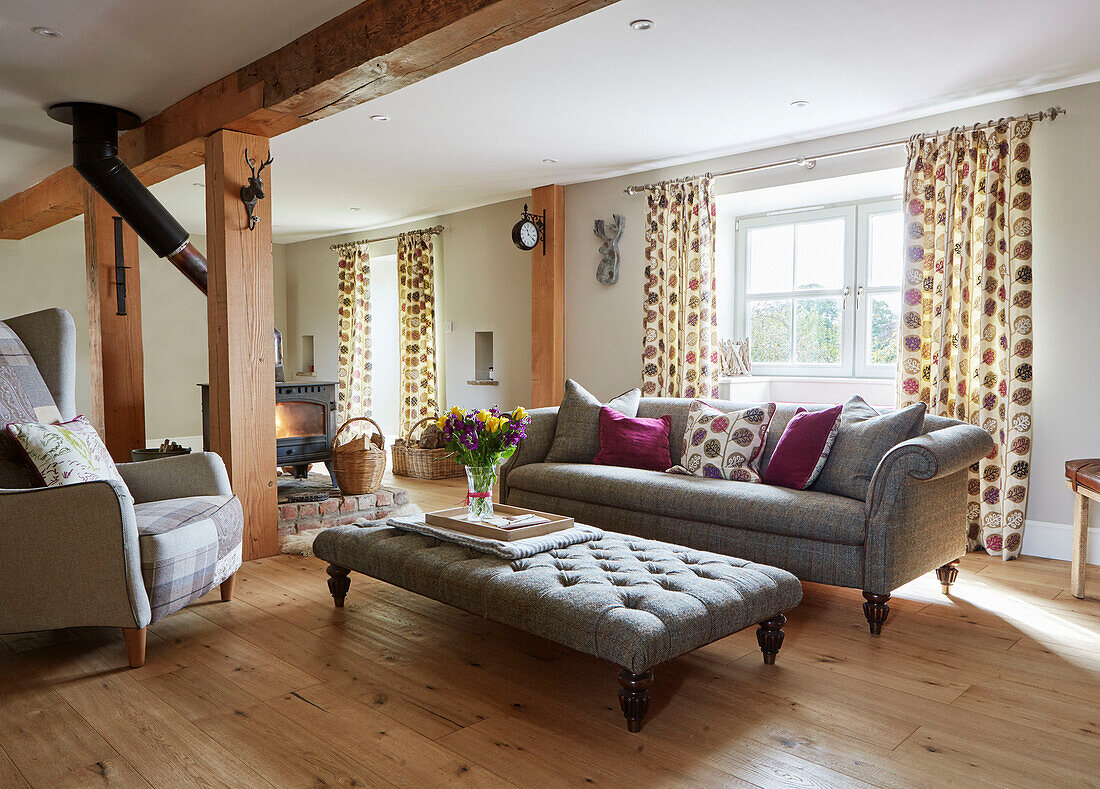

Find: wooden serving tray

[424,504,574,541]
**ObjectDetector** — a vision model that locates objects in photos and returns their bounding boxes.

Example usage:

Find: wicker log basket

[331,416,387,494]
[392,415,464,480]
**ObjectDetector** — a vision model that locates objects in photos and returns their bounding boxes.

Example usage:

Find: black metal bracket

[113,216,129,315]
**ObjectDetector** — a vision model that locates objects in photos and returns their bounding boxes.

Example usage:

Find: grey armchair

[0,308,244,667]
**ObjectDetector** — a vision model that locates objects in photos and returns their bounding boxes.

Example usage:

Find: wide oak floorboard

[1,473,1097,788]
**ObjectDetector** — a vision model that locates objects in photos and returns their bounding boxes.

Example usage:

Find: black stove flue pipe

[48,101,208,293]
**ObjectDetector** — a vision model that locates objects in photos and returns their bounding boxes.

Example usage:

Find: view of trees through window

[736,200,901,377]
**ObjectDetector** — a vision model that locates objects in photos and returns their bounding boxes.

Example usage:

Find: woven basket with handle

[331,416,387,494]
[392,416,465,479]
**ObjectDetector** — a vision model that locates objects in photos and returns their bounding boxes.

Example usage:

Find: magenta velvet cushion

[763,405,843,490]
[592,407,672,472]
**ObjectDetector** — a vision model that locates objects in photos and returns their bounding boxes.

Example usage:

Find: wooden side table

[1065,459,1100,598]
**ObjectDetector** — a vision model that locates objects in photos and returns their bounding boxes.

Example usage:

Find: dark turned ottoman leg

[327,564,351,607]
[756,614,787,664]
[862,591,891,635]
[935,560,961,595]
[618,668,653,733]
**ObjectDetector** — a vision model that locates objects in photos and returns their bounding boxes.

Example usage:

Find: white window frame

[733,196,902,379]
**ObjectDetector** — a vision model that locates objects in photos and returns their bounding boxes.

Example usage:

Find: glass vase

[465,465,498,521]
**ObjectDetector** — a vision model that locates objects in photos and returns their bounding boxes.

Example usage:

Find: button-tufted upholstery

[314,524,802,673]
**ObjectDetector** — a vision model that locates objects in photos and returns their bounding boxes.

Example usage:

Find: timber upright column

[83,186,145,461]
[530,184,565,407]
[204,129,278,560]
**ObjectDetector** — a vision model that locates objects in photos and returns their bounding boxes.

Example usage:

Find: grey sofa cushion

[508,462,867,545]
[813,397,927,501]
[545,379,640,463]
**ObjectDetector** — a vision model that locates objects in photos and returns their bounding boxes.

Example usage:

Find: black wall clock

[511,204,545,253]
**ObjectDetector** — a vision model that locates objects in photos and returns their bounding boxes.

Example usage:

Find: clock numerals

[512,205,544,251]
[521,223,538,248]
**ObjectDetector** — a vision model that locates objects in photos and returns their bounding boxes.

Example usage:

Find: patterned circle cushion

[667,400,776,482]
[6,414,129,494]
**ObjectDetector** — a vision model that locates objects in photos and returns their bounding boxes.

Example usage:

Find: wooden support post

[83,187,145,461]
[205,129,278,560]
[530,184,565,407]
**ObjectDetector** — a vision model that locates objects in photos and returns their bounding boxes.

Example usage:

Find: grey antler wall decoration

[594,214,625,285]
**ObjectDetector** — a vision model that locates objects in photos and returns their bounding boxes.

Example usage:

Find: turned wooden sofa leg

[756,614,786,664]
[122,627,146,668]
[618,668,653,733]
[935,560,960,595]
[327,564,351,607]
[220,572,237,602]
[862,592,891,636]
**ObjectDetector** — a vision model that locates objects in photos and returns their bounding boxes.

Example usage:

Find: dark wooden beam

[530,183,565,407]
[0,0,619,240]
[83,187,146,461]
[205,129,278,560]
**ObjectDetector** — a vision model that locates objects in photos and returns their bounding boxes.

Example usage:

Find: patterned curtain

[336,245,372,426]
[397,231,439,435]
[897,120,1035,560]
[641,177,719,399]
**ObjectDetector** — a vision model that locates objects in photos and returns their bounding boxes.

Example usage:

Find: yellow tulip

[485,416,502,433]
[450,406,464,418]
[512,406,528,421]
[436,416,447,431]
[476,410,491,422]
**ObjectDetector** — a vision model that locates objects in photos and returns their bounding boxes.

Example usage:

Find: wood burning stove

[199,381,338,485]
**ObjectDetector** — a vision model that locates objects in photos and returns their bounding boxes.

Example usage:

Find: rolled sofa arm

[500,407,558,503]
[0,480,151,632]
[118,452,233,504]
[863,423,995,594]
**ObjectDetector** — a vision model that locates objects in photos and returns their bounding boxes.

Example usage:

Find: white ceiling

[6,0,1100,244]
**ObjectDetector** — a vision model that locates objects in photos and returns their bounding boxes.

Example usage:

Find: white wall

[0,222,288,445]
[282,196,531,440]
[563,80,1100,561]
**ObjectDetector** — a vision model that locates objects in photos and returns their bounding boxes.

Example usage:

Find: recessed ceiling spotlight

[370,114,390,122]
[629,19,654,31]
[542,158,558,164]
[31,26,62,38]
[790,100,810,108]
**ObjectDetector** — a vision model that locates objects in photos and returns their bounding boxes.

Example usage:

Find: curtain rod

[329,224,444,251]
[624,106,1066,195]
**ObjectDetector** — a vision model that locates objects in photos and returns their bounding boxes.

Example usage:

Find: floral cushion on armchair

[6,415,129,493]
[668,400,776,482]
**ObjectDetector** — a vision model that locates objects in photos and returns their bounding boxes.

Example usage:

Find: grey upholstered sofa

[501,397,994,634]
[0,308,243,667]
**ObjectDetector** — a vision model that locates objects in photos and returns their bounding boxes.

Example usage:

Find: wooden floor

[3,473,1099,788]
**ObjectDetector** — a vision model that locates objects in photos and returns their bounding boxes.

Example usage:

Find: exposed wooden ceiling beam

[0,0,618,240]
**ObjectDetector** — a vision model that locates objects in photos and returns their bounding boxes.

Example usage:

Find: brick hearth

[277,486,410,537]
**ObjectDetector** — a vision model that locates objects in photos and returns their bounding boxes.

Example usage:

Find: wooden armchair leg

[1071,492,1089,599]
[122,627,147,668]
[220,572,237,602]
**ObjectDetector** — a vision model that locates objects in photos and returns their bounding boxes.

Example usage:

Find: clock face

[519,221,539,249]
[513,218,540,250]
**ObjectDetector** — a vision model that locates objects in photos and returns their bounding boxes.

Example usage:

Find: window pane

[794,297,842,365]
[747,225,793,293]
[868,292,900,366]
[869,212,902,287]
[749,299,792,364]
[794,219,845,290]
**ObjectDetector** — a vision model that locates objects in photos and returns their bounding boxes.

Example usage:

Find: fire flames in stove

[275,401,325,439]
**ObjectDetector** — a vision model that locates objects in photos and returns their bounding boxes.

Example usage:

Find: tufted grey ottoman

[314,524,802,731]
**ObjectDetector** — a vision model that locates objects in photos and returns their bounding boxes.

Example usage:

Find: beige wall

[282,196,531,439]
[0,222,288,445]
[563,80,1100,560]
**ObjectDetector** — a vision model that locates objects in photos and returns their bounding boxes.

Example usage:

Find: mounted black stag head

[240,148,274,230]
